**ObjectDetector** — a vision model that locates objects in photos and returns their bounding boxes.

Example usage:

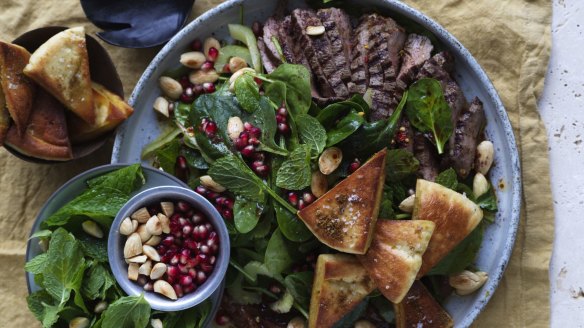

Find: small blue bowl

[108,185,230,312]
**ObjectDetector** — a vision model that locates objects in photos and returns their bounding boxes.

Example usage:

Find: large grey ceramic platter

[112,0,522,326]
[25,164,222,326]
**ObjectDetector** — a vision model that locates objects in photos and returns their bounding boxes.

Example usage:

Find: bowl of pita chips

[0,26,133,162]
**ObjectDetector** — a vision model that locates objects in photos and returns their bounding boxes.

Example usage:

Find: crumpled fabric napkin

[0,0,552,326]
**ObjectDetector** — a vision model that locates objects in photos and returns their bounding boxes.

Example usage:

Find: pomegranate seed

[254,77,263,86]
[196,253,207,264]
[297,199,306,210]
[173,284,184,298]
[288,192,299,206]
[222,209,233,220]
[175,155,189,182]
[193,84,204,96]
[181,248,192,257]
[253,152,266,162]
[179,76,191,89]
[180,88,195,103]
[235,132,249,150]
[162,236,175,246]
[303,192,315,204]
[167,265,179,277]
[210,244,219,254]
[248,137,260,146]
[215,197,227,207]
[209,256,217,265]
[195,185,208,195]
[187,257,200,268]
[348,159,361,173]
[201,61,214,71]
[182,225,193,235]
[277,106,287,116]
[208,47,219,61]
[254,164,270,177]
[244,122,253,131]
[269,284,282,294]
[223,198,234,209]
[222,63,231,73]
[188,268,198,278]
[143,282,153,292]
[216,314,230,325]
[157,245,167,254]
[166,275,176,285]
[208,231,218,243]
[277,123,290,135]
[170,213,182,222]
[178,263,189,273]
[205,223,213,231]
[192,212,204,223]
[241,145,255,158]
[200,245,210,254]
[177,201,191,213]
[191,39,202,51]
[204,121,217,138]
[183,284,196,294]
[200,263,214,273]
[276,114,287,124]
[173,238,183,246]
[184,240,198,250]
[196,271,207,284]
[249,127,261,138]
[203,82,216,93]
[170,255,180,265]
[207,191,220,200]
[180,275,193,286]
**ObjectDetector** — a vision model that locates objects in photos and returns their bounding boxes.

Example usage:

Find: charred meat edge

[448,97,486,178]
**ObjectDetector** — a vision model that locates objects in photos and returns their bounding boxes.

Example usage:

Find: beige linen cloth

[0,0,552,326]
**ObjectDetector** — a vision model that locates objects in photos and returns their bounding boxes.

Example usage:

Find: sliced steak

[261,17,285,67]
[349,17,372,95]
[414,132,440,182]
[257,37,279,73]
[444,80,466,126]
[316,7,353,86]
[448,97,486,178]
[291,9,350,98]
[416,51,455,85]
[396,34,433,90]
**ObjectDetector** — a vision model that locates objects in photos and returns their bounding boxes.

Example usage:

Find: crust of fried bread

[358,219,435,303]
[413,179,483,277]
[309,254,376,328]
[23,27,94,124]
[394,281,454,328]
[68,82,133,144]
[0,89,9,144]
[4,88,72,160]
[298,148,387,254]
[0,41,35,135]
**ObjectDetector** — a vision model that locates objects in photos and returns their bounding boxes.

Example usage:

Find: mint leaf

[276,145,312,190]
[25,253,48,274]
[154,138,181,174]
[208,155,266,202]
[86,163,144,195]
[234,197,262,233]
[283,272,313,309]
[78,235,109,262]
[27,290,62,328]
[385,149,420,182]
[405,78,453,154]
[476,184,498,211]
[141,122,182,159]
[325,110,365,147]
[235,72,261,113]
[435,168,458,190]
[296,114,327,157]
[101,294,151,328]
[82,264,116,300]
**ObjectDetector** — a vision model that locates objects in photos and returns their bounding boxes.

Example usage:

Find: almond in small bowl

[108,185,230,312]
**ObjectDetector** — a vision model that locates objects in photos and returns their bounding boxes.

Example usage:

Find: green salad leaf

[435,168,458,190]
[275,203,312,242]
[234,197,262,233]
[27,290,61,328]
[283,272,313,310]
[427,222,484,275]
[265,64,312,117]
[265,228,299,276]
[325,110,365,147]
[209,155,267,202]
[101,294,151,328]
[405,78,453,154]
[276,144,312,190]
[385,149,420,182]
[296,114,327,157]
[24,253,48,274]
[242,97,288,155]
[82,264,116,301]
[235,72,261,113]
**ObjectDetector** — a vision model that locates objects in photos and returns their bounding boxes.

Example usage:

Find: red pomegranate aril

[210,243,219,254]
[348,159,361,173]
[254,77,263,86]
[162,235,175,246]
[175,155,190,182]
[196,253,208,264]
[203,82,216,93]
[178,263,189,273]
[200,245,210,254]
[166,275,176,285]
[297,199,306,210]
[208,47,219,61]
[204,121,218,137]
[180,275,193,286]
[192,212,204,223]
[179,76,191,89]
[249,127,261,138]
[180,89,195,103]
[215,197,227,207]
[216,314,230,325]
[183,284,196,294]
[184,240,198,250]
[188,268,198,278]
[222,208,233,220]
[277,106,287,116]
[222,63,231,73]
[170,254,180,265]
[193,84,204,96]
[235,132,249,150]
[195,186,208,196]
[243,122,253,131]
[191,39,202,51]
[303,192,315,204]
[208,231,218,243]
[241,145,255,158]
[196,271,207,284]
[205,223,213,231]
[201,61,214,71]
[223,198,234,210]
[254,164,270,177]
[167,265,179,277]
[248,137,260,146]
[209,256,217,265]
[277,123,290,135]
[207,191,220,200]
[187,257,200,268]
[288,192,299,206]
[173,231,183,239]
[182,225,193,235]
[173,284,184,298]
[157,245,167,254]
[276,114,287,124]
[177,201,191,213]
[200,263,214,273]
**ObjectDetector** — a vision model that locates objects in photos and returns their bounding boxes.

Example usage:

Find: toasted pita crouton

[394,281,454,328]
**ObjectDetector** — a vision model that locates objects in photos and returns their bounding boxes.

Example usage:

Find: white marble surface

[540,0,584,326]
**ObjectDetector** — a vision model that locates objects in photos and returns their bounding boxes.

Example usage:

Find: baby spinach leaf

[435,168,458,190]
[265,64,312,117]
[276,145,312,190]
[405,78,453,154]
[208,155,266,202]
[317,96,368,128]
[235,73,261,113]
[275,203,312,242]
[234,197,262,233]
[427,223,484,275]
[385,149,420,182]
[226,274,262,305]
[264,80,301,149]
[242,97,288,155]
[162,300,212,328]
[42,229,86,308]
[325,110,365,147]
[296,114,327,157]
[283,272,313,309]
[265,228,298,276]
[182,147,209,170]
[101,294,150,328]
[189,94,236,160]
[243,261,282,283]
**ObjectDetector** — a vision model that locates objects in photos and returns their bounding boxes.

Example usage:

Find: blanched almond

[318,147,343,175]
[119,217,135,235]
[200,175,226,192]
[143,245,161,262]
[128,263,139,281]
[160,202,174,217]
[189,69,219,84]
[145,215,162,235]
[473,173,489,198]
[150,263,167,280]
[69,317,90,328]
[449,270,488,296]
[151,319,163,328]
[158,76,183,100]
[227,116,244,141]
[94,301,107,314]
[287,317,307,328]
[228,56,248,73]
[475,140,494,174]
[153,97,170,117]
[82,220,103,238]
[157,213,170,234]
[399,195,415,213]
[311,171,328,198]
[131,207,151,223]
[123,233,142,258]
[138,260,152,276]
[154,280,178,300]
[306,25,325,36]
[127,255,148,263]
[145,235,161,246]
[136,224,152,242]
[132,219,139,231]
[180,51,206,69]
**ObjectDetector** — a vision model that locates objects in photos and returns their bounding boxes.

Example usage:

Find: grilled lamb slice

[448,97,486,178]
[349,17,372,95]
[444,80,467,126]
[396,34,433,90]
[261,18,285,67]
[416,51,455,85]
[291,9,350,98]
[413,132,440,182]
[257,37,279,73]
[316,7,353,86]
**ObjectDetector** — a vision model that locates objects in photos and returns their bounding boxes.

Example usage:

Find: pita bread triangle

[23,26,94,124]
[309,254,376,328]
[394,281,454,328]
[412,179,483,277]
[5,88,73,161]
[298,148,387,254]
[0,41,36,136]
[357,219,435,303]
